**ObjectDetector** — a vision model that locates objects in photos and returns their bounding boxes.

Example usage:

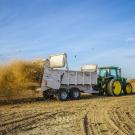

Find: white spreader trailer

[41,53,98,100]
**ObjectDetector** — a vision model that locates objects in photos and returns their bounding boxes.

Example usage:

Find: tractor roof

[99,66,121,69]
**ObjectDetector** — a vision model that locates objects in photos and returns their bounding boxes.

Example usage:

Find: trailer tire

[69,88,80,100]
[56,88,68,101]
[43,91,51,99]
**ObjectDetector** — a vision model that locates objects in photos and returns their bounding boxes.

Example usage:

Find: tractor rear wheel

[107,79,122,96]
[123,83,132,94]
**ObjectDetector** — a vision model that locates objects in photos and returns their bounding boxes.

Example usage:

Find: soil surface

[0,94,135,135]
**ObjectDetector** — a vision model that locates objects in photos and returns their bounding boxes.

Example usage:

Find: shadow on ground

[0,92,134,106]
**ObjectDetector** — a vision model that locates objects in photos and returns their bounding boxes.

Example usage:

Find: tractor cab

[98,67,121,79]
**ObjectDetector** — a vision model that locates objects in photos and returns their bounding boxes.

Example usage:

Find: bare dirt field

[0,94,135,135]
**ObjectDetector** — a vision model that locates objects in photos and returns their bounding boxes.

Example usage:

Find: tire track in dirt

[0,95,135,135]
[108,105,135,135]
[0,108,78,135]
[104,98,135,135]
[0,111,59,134]
[86,102,109,135]
[83,113,89,135]
[80,96,135,135]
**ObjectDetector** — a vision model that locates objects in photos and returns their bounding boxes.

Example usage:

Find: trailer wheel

[123,83,132,94]
[56,88,68,101]
[70,88,80,100]
[43,91,51,99]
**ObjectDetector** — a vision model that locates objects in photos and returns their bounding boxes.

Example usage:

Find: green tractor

[97,67,132,96]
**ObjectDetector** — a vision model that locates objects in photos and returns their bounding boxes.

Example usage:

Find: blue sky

[0,0,135,79]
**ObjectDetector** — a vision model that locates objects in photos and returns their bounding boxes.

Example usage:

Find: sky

[0,0,135,79]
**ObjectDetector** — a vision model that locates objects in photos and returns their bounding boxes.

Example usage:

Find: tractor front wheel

[123,83,132,94]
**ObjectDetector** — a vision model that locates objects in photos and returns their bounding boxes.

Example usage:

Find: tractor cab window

[99,69,109,77]
[110,69,117,78]
[117,69,121,77]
